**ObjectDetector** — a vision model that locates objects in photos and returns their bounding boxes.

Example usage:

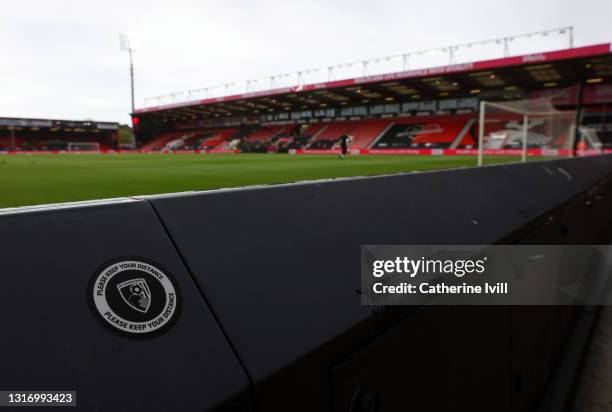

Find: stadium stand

[237,125,300,152]
[307,122,357,149]
[163,132,202,150]
[244,126,284,142]
[373,115,475,149]
[199,128,238,150]
[132,43,612,155]
[347,119,393,148]
[0,118,119,151]
[312,122,356,141]
[139,131,184,151]
[0,136,24,149]
[582,107,611,147]
[300,123,327,139]
[475,109,576,150]
[140,128,241,151]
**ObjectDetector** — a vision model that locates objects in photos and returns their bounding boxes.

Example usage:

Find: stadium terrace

[1,42,610,157]
[129,43,612,156]
[0,118,119,152]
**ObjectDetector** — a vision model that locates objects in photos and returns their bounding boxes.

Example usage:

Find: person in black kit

[338,134,351,159]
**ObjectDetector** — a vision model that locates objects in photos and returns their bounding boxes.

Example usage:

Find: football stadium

[2,2,612,411]
[0,34,610,208]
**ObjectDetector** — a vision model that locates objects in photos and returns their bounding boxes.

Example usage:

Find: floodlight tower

[120,33,135,113]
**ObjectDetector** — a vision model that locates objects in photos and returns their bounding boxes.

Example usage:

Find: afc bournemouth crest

[89,259,180,337]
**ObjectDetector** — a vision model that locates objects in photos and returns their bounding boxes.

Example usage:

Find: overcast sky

[1,0,610,124]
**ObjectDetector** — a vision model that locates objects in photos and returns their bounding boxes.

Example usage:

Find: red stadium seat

[140,131,185,151]
[372,115,475,149]
[348,120,393,149]
[244,126,285,142]
[311,122,357,142]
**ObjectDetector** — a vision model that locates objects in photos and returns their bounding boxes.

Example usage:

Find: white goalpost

[67,142,101,152]
[477,97,577,166]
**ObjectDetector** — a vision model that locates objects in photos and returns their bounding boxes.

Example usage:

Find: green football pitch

[0,153,526,208]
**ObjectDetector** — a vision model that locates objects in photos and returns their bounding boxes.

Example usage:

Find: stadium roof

[134,43,612,121]
[0,117,119,130]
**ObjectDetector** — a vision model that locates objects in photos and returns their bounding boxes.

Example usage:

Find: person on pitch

[338,133,352,159]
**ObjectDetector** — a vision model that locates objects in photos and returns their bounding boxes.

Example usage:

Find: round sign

[89,259,180,337]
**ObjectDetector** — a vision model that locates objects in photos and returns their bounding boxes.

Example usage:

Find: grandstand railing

[142,27,573,109]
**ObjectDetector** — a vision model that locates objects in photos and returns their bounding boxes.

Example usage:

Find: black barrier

[2,155,612,411]
[0,200,250,411]
[146,155,612,411]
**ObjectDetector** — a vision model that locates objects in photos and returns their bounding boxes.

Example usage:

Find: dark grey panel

[149,156,612,386]
[0,201,249,411]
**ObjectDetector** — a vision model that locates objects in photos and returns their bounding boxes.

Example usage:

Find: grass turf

[0,153,525,208]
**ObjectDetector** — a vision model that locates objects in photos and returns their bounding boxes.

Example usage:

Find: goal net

[67,142,101,152]
[477,97,577,166]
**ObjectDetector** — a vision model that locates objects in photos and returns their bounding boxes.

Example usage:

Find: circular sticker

[89,259,180,337]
